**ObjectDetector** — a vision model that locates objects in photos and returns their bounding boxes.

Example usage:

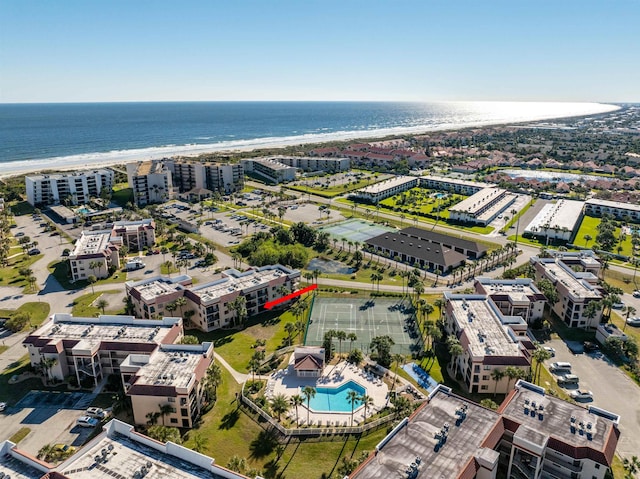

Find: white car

[0,402,6,412]
[543,346,556,357]
[85,407,106,419]
[633,290,640,298]
[76,416,99,428]
[570,390,593,400]
[626,317,640,327]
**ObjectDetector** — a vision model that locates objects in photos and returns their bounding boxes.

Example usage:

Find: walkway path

[213,352,248,384]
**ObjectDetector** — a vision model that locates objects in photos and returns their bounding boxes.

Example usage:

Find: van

[556,374,579,385]
[550,362,572,373]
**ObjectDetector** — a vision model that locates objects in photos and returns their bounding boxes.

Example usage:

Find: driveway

[545,338,640,459]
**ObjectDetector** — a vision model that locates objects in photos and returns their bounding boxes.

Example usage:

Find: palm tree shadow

[219,407,240,430]
[249,429,279,459]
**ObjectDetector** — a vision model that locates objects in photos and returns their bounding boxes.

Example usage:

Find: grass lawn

[186,366,387,478]
[0,253,43,289]
[602,269,638,294]
[574,215,635,257]
[8,201,34,216]
[71,290,121,317]
[501,200,534,233]
[0,302,51,328]
[0,354,67,404]
[112,187,133,207]
[48,260,127,290]
[9,427,31,444]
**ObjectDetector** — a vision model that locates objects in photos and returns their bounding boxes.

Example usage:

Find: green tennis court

[305,297,421,355]
[319,218,395,243]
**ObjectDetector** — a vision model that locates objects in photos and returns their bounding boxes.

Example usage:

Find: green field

[0,302,51,328]
[574,215,635,257]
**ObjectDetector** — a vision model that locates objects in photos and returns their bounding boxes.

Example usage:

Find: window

[595,464,600,469]
[170,418,178,424]
[168,397,175,403]
[480,385,488,390]
[482,375,489,381]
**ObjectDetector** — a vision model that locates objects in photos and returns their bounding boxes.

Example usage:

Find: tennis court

[305,297,421,355]
[319,218,395,243]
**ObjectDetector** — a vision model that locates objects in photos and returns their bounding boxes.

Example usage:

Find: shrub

[6,312,31,332]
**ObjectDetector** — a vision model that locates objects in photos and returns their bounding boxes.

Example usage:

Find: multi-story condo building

[125,275,193,320]
[121,342,213,429]
[240,158,297,184]
[184,265,301,332]
[126,266,300,332]
[349,176,418,203]
[448,188,517,226]
[419,175,492,195]
[474,277,547,324]
[584,198,640,223]
[25,169,114,207]
[531,252,603,328]
[524,199,585,242]
[1,419,248,478]
[442,292,532,395]
[111,218,156,251]
[23,314,183,389]
[126,160,175,206]
[351,380,620,479]
[165,160,244,195]
[268,156,350,172]
[68,230,121,281]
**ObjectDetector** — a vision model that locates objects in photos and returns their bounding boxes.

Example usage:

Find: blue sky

[1,0,638,103]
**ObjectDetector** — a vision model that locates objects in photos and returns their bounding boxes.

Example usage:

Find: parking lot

[544,338,640,459]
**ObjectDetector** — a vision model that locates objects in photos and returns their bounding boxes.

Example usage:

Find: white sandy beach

[0,102,620,179]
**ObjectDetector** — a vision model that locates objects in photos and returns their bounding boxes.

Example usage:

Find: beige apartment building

[111,218,156,251]
[68,230,121,281]
[125,275,193,320]
[126,160,176,206]
[474,277,547,324]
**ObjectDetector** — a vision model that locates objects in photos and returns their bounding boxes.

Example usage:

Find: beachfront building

[419,175,492,195]
[22,314,183,388]
[442,292,532,395]
[121,342,214,429]
[111,218,156,251]
[125,275,193,320]
[271,156,351,172]
[240,158,297,184]
[165,160,244,196]
[584,198,640,223]
[0,418,248,479]
[68,230,121,281]
[524,199,585,242]
[25,169,114,207]
[448,187,517,226]
[184,265,301,332]
[126,160,176,206]
[474,277,547,324]
[531,252,603,328]
[349,176,418,203]
[350,381,620,479]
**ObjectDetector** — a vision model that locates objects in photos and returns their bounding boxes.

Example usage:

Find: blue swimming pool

[306,381,366,412]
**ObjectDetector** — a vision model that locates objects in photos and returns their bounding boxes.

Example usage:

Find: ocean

[0,101,619,175]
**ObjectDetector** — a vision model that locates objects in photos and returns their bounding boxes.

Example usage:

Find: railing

[239,383,396,438]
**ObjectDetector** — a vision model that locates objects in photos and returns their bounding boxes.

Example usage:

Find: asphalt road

[545,338,640,459]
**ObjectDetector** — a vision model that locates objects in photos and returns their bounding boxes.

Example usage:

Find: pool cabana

[292,346,325,378]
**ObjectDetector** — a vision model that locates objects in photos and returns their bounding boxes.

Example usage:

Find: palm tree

[284,322,296,345]
[290,394,304,427]
[447,337,463,376]
[175,296,187,319]
[531,347,552,384]
[165,301,178,317]
[89,260,102,277]
[191,432,208,453]
[270,393,290,422]
[158,403,173,426]
[624,306,637,332]
[490,369,505,397]
[583,233,593,247]
[302,386,316,425]
[347,390,360,426]
[392,353,404,392]
[87,275,97,294]
[248,358,260,383]
[504,366,523,391]
[335,330,347,357]
[96,298,108,315]
[360,394,374,424]
[347,332,358,352]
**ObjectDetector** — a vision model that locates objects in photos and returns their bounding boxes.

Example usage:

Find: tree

[336,330,347,357]
[347,390,360,426]
[180,335,199,344]
[624,306,637,332]
[226,456,247,474]
[537,278,558,308]
[532,347,552,384]
[504,366,525,391]
[6,312,31,332]
[622,455,640,479]
[289,394,304,427]
[248,358,260,383]
[190,432,208,453]
[175,296,187,318]
[89,260,102,278]
[347,332,358,352]
[360,394,374,424]
[87,275,97,294]
[370,335,395,368]
[480,398,499,410]
[270,393,290,422]
[446,336,463,376]
[96,298,108,315]
[392,353,404,392]
[146,425,182,444]
[490,369,505,397]
[302,386,316,425]
[165,301,178,317]
[158,403,173,426]
[284,322,296,345]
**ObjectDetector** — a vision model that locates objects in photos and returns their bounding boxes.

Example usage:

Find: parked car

[556,374,580,385]
[633,290,640,298]
[76,416,99,428]
[15,232,24,237]
[583,341,599,352]
[550,362,572,373]
[0,402,6,412]
[28,248,41,255]
[85,407,107,419]
[570,390,593,400]
[626,317,640,327]
[543,346,556,357]
[612,302,624,309]
[53,443,77,454]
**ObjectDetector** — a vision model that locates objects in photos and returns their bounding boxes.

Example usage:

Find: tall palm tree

[270,394,290,422]
[392,353,404,392]
[360,394,374,424]
[504,366,524,391]
[624,306,637,332]
[158,403,173,426]
[165,301,178,317]
[447,337,463,377]
[302,386,316,425]
[347,390,360,426]
[89,260,102,277]
[175,296,187,319]
[96,298,108,315]
[490,369,505,397]
[347,333,358,352]
[336,330,347,357]
[290,394,304,427]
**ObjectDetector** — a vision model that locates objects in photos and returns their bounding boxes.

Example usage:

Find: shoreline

[0,102,620,179]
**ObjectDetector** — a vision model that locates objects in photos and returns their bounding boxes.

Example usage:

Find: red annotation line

[264,284,317,310]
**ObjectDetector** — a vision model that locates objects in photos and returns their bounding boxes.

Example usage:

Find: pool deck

[266,360,389,426]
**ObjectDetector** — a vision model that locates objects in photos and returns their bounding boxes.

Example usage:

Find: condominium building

[448,188,517,226]
[23,314,183,389]
[25,169,114,207]
[351,381,620,479]
[419,175,492,195]
[584,198,640,223]
[126,160,175,206]
[349,176,419,203]
[531,252,603,328]
[524,199,585,241]
[68,230,121,281]
[0,418,248,478]
[270,156,350,172]
[125,275,193,320]
[122,342,214,429]
[474,277,547,324]
[165,160,244,195]
[111,218,156,251]
[126,265,301,332]
[442,292,532,395]
[240,158,297,184]
[184,265,301,332]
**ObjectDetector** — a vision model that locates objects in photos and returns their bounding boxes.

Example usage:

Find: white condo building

[240,158,297,184]
[68,230,121,281]
[25,169,114,207]
[126,160,176,206]
[349,176,419,203]
[584,198,640,222]
[448,188,517,226]
[524,199,585,242]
